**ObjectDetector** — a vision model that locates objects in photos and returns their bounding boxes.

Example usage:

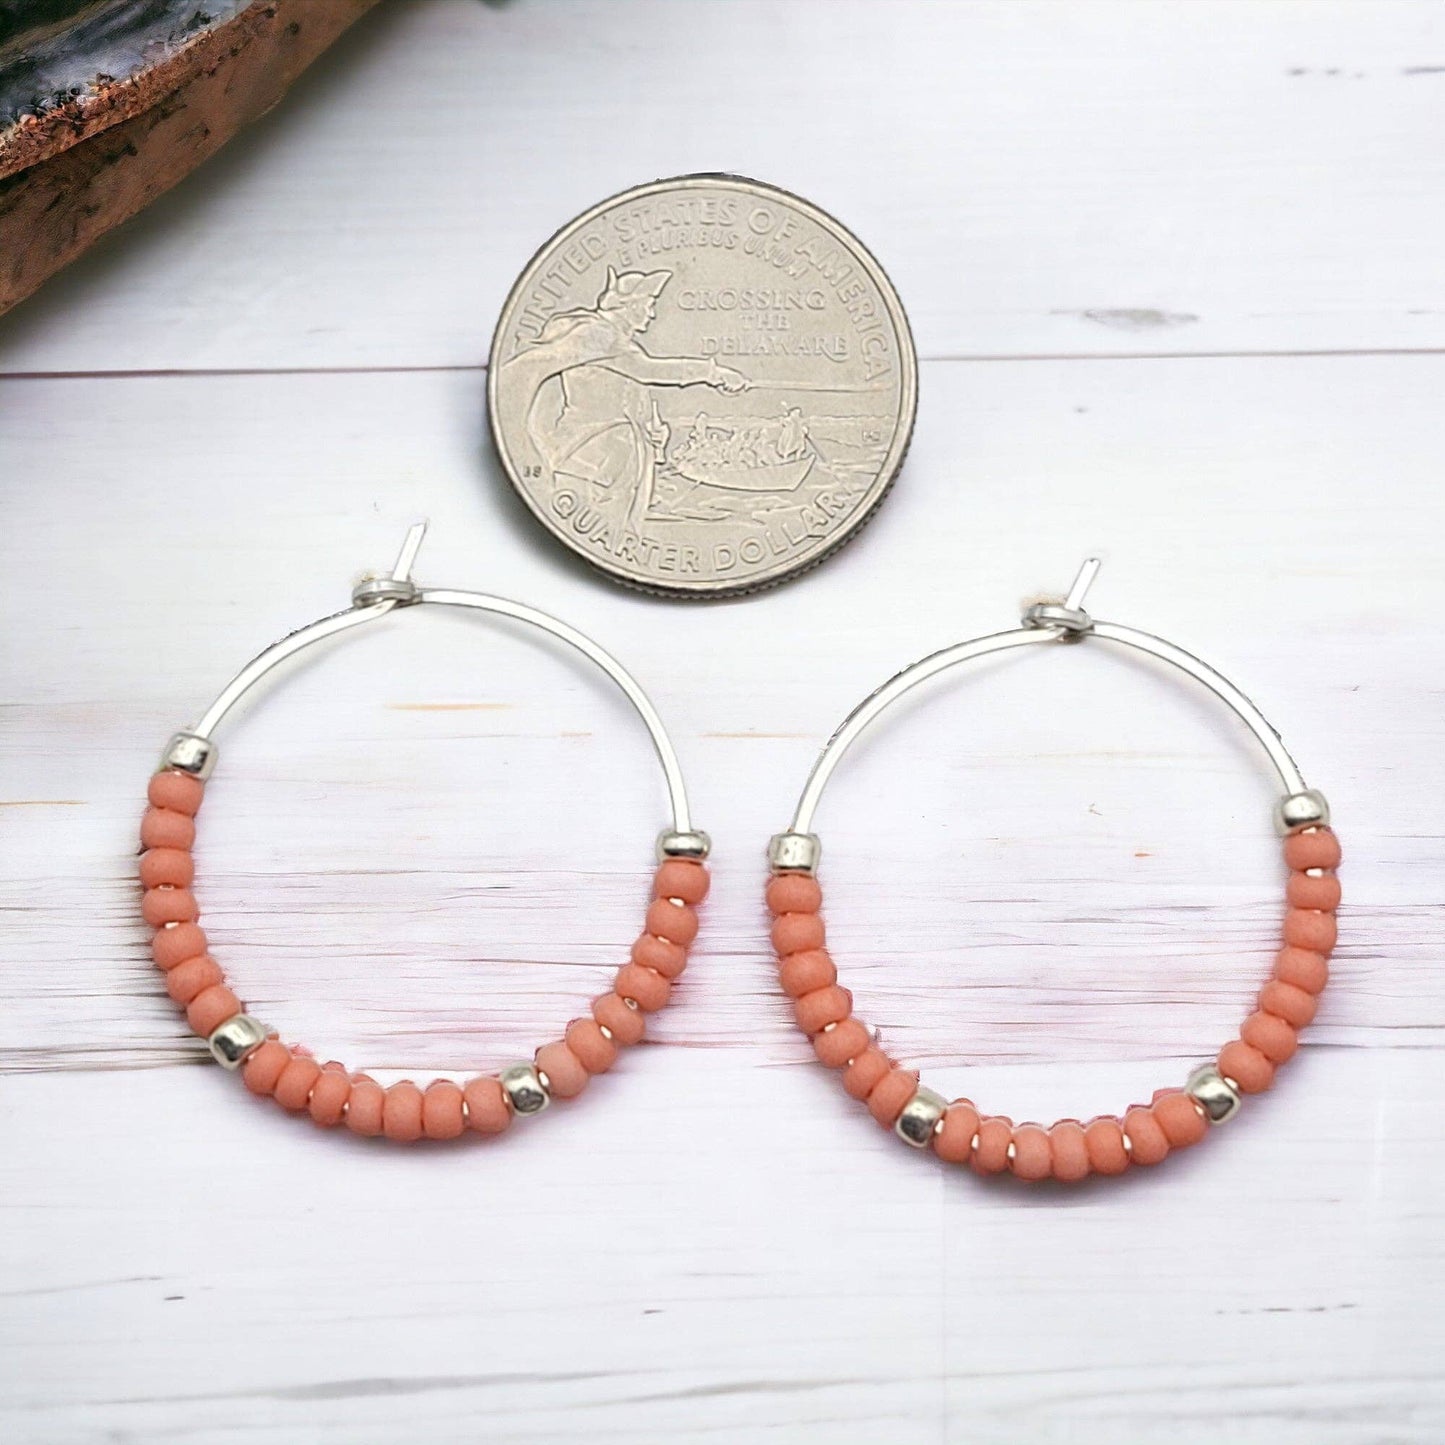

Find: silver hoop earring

[138,524,711,1143]
[765,559,1338,1183]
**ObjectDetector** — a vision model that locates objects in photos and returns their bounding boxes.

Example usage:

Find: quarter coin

[487,174,917,598]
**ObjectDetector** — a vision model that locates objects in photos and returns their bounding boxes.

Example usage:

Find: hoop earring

[139,524,711,1142]
[765,559,1338,1181]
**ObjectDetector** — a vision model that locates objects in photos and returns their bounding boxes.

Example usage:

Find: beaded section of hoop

[766,827,1339,1181]
[141,768,709,1142]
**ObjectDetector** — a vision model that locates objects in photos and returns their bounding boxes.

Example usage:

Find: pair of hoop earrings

[139,528,1339,1181]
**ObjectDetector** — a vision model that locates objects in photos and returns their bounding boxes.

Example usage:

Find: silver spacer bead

[207,1014,268,1070]
[1275,788,1331,836]
[1185,1063,1242,1125]
[160,731,218,781]
[498,1062,550,1117]
[656,828,711,862]
[768,831,821,874]
[894,1086,948,1149]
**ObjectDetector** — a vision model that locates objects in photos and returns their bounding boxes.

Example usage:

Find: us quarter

[487,175,917,598]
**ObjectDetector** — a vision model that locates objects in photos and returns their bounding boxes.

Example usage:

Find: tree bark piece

[0,0,380,317]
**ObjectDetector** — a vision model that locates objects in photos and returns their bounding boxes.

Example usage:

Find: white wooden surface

[3,3,1444,1442]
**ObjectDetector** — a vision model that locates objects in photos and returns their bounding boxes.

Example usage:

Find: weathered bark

[0,0,381,316]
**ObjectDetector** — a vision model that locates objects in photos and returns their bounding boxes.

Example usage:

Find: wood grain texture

[2,3,1444,1442]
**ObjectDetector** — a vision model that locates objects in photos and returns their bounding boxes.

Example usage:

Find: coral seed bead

[1286,871,1341,911]
[345,1077,385,1136]
[971,1116,1013,1174]
[165,955,223,1005]
[1009,1124,1052,1180]
[186,985,241,1038]
[565,1018,618,1075]
[1151,1090,1207,1149]
[139,848,193,889]
[778,948,837,999]
[867,1068,920,1128]
[592,992,646,1046]
[1083,1117,1130,1176]
[148,771,204,815]
[308,1068,351,1127]
[242,1039,289,1096]
[813,1017,870,1068]
[463,1076,512,1135]
[382,1082,424,1142]
[142,887,198,927]
[646,898,699,947]
[613,962,671,1013]
[630,933,687,979]
[842,1047,891,1101]
[274,1055,322,1112]
[1284,829,1341,871]
[1049,1120,1092,1182]
[1283,909,1337,954]
[1218,1039,1276,1094]
[794,984,852,1035]
[933,1101,981,1163]
[766,874,822,916]
[1259,978,1318,1029]
[140,807,195,851]
[152,922,208,970]
[771,912,825,956]
[1274,946,1329,995]
[535,1042,589,1100]
[1123,1106,1170,1166]
[653,860,710,904]
[1241,1010,1299,1064]
[422,1081,466,1139]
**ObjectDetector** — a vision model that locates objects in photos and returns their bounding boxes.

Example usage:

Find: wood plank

[1,0,1443,373]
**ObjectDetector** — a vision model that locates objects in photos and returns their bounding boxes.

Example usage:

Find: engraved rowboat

[671,450,816,493]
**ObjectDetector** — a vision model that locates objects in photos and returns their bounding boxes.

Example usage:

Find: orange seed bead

[165,955,222,1005]
[592,992,646,1046]
[813,1017,870,1068]
[140,807,195,851]
[771,912,824,956]
[186,985,241,1038]
[345,1076,385,1136]
[382,1081,424,1142]
[766,874,822,916]
[152,922,207,970]
[139,848,193,889]
[1274,946,1329,995]
[613,962,671,1012]
[1083,1116,1130,1176]
[1009,1124,1052,1180]
[463,1076,511,1135]
[1218,1038,1276,1094]
[794,984,852,1035]
[631,933,687,979]
[242,1039,289,1096]
[646,897,699,947]
[1259,978,1318,1029]
[274,1055,322,1112]
[1151,1089,1207,1148]
[653,859,709,904]
[1286,871,1341,911]
[535,1041,589,1100]
[843,1047,891,1101]
[148,771,205,816]
[933,1101,980,1164]
[1123,1106,1170,1166]
[1049,1120,1091,1182]
[422,1081,466,1139]
[142,887,198,927]
[971,1116,1013,1174]
[778,948,836,998]
[1241,1009,1299,1063]
[867,1067,919,1128]
[565,1018,618,1074]
[1283,828,1341,871]
[308,1068,351,1127]
[1283,908,1337,954]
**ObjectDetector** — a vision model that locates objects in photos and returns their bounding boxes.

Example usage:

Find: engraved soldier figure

[502,268,749,530]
